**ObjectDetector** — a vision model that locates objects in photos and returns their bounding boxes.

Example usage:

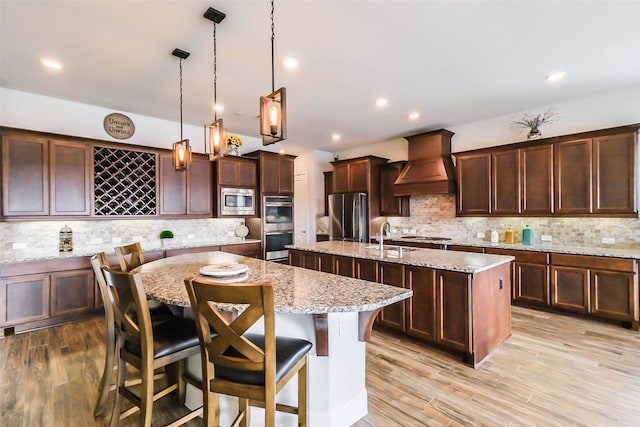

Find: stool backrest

[115,242,145,272]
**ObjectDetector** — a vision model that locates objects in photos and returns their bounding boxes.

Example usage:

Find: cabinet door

[554,139,592,214]
[447,245,484,253]
[436,270,471,352]
[261,155,281,194]
[515,262,549,306]
[317,253,334,273]
[354,258,377,282]
[0,274,50,326]
[2,134,49,216]
[349,160,369,193]
[332,163,349,193]
[590,270,637,321]
[405,266,436,341]
[550,265,589,313]
[237,160,257,187]
[289,249,304,267]
[158,153,187,215]
[278,156,295,194]
[521,144,553,215]
[456,153,490,215]
[380,162,409,217]
[492,150,520,215]
[377,262,405,331]
[593,133,636,214]
[221,243,261,259]
[187,156,212,215]
[51,269,94,317]
[333,255,354,277]
[50,139,91,216]
[323,171,333,216]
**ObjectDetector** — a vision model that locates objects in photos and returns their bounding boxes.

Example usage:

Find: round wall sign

[104,113,135,139]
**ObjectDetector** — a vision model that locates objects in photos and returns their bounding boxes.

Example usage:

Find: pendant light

[260,0,286,146]
[203,7,226,160]
[172,48,192,170]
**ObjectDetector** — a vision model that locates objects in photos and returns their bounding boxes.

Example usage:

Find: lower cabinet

[486,248,549,307]
[436,270,471,353]
[376,262,405,332]
[221,242,262,259]
[0,259,95,338]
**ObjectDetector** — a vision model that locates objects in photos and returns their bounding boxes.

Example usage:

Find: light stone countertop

[0,238,261,264]
[133,251,412,314]
[287,241,514,274]
[375,235,640,259]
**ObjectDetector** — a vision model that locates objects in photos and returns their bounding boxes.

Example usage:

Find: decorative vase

[227,144,239,156]
[527,129,542,140]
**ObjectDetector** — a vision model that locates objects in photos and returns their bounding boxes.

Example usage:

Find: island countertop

[134,251,412,314]
[287,241,514,274]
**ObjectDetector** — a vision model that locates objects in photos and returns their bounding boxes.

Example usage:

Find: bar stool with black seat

[91,252,176,418]
[184,278,312,427]
[102,267,204,427]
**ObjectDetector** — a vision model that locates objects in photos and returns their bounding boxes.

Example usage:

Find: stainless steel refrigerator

[328,192,368,242]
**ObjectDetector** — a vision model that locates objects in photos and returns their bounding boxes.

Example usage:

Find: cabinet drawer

[447,245,484,253]
[551,254,636,273]
[0,257,92,277]
[486,248,548,264]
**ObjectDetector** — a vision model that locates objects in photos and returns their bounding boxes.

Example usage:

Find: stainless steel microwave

[220,187,255,216]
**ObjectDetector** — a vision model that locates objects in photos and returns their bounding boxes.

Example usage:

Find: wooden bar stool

[184,278,312,427]
[102,267,204,427]
[114,242,145,272]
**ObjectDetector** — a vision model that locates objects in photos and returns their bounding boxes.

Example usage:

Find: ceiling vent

[394,129,456,196]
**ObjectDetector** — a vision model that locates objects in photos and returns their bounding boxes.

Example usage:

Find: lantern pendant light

[172,48,192,171]
[203,7,226,160]
[260,0,286,146]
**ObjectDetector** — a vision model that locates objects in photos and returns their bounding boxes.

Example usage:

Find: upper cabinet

[159,153,212,217]
[455,124,638,217]
[2,131,91,217]
[244,151,296,196]
[380,161,410,217]
[215,156,257,188]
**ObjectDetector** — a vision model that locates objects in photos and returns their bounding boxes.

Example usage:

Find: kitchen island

[288,241,515,368]
[135,251,412,427]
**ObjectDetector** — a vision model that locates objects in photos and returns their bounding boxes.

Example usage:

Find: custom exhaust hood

[393,129,457,196]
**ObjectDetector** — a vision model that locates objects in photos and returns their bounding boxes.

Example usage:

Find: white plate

[201,273,249,283]
[199,263,249,277]
[235,225,249,238]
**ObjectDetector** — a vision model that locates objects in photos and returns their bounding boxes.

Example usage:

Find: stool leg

[298,358,308,427]
[109,353,126,427]
[94,321,117,417]
[239,397,250,427]
[139,356,154,427]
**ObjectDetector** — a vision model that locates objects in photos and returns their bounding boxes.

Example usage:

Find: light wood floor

[1,306,639,426]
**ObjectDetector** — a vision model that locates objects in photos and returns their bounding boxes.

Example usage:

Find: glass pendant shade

[173,139,191,170]
[260,87,287,145]
[205,118,224,160]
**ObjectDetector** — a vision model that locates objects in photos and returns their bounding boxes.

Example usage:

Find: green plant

[512,106,559,133]
[159,230,174,239]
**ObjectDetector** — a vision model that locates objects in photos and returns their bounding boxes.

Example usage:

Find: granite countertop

[287,241,514,274]
[375,235,640,259]
[134,251,412,314]
[0,238,261,264]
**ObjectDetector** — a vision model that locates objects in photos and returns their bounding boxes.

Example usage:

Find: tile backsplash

[0,218,245,253]
[386,195,640,246]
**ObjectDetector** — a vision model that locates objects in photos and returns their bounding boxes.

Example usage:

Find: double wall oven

[262,196,293,261]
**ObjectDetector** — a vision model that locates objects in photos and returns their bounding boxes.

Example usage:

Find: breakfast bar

[134,251,412,427]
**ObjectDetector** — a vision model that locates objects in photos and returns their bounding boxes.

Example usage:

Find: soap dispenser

[522,224,533,245]
[504,225,514,244]
[490,229,499,243]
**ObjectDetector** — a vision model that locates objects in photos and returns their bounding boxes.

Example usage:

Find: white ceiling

[2,0,640,154]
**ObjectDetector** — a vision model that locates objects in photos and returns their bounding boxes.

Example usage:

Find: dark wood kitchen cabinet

[376,262,405,332]
[245,151,295,195]
[486,248,549,307]
[456,152,491,215]
[215,156,257,188]
[593,132,636,214]
[2,131,91,217]
[221,242,262,259]
[354,258,378,282]
[521,144,553,215]
[492,149,520,215]
[323,171,333,216]
[405,266,436,341]
[331,156,388,195]
[380,161,410,217]
[436,270,471,353]
[159,153,212,216]
[554,138,592,215]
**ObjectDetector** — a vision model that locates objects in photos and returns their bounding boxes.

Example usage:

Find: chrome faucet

[379,221,390,250]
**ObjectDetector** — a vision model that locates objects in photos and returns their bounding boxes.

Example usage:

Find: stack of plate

[199,263,249,283]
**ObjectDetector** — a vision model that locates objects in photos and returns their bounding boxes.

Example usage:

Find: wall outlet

[90,238,103,245]
[227,231,235,237]
[112,237,122,244]
[476,232,485,239]
[12,242,27,250]
[402,228,409,234]
[541,235,553,242]
[131,236,142,242]
[339,317,347,335]
[409,229,417,235]
[187,234,195,239]
[602,237,616,244]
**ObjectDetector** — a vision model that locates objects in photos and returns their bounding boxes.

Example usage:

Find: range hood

[394,129,457,196]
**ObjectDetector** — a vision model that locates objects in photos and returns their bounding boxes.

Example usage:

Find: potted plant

[159,230,174,246]
[225,134,242,156]
[512,107,559,140]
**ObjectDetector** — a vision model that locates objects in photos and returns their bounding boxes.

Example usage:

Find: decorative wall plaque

[104,113,135,139]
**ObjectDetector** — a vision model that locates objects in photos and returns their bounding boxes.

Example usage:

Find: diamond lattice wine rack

[94,147,157,216]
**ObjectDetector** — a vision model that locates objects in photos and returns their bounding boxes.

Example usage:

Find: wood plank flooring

[1,306,640,426]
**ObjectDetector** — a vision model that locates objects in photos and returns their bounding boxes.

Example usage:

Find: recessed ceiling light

[283,57,299,70]
[545,71,566,81]
[408,112,420,120]
[331,134,341,141]
[41,58,63,71]
[375,98,388,108]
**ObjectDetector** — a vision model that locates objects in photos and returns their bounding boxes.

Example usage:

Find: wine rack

[94,146,157,215]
